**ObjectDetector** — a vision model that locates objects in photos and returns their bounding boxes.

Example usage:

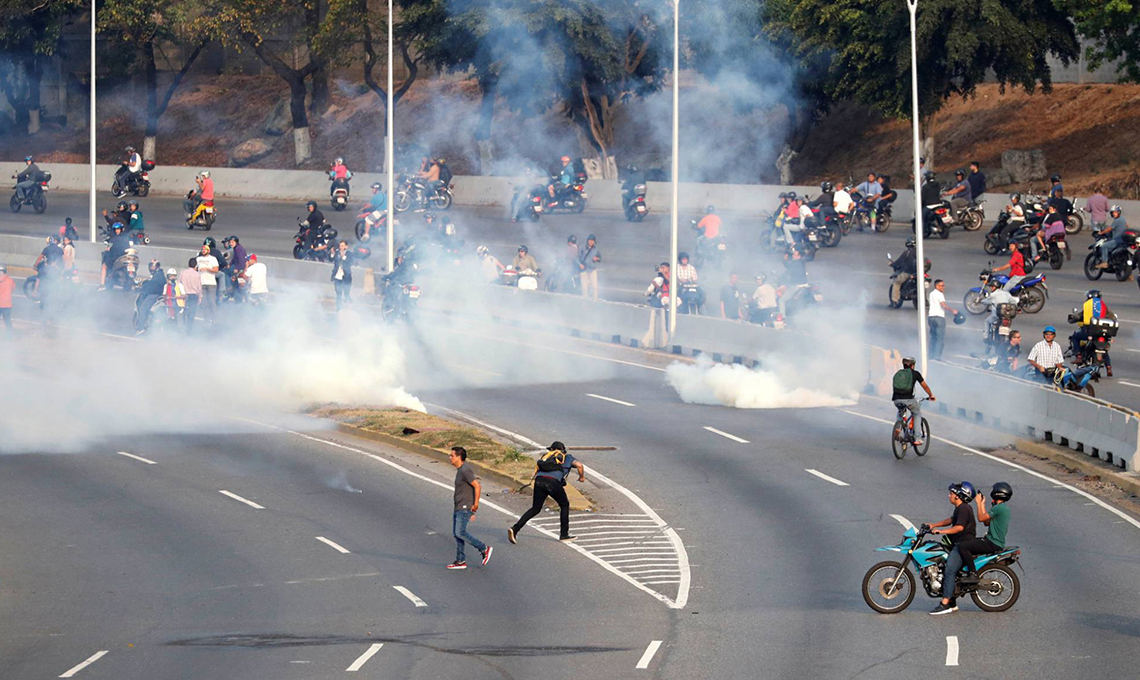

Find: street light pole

[668,0,679,335]
[906,0,928,374]
[89,1,96,243]
[386,0,395,273]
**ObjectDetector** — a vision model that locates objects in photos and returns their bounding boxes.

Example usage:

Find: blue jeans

[942,545,965,600]
[334,279,352,310]
[1098,237,1122,261]
[453,510,486,563]
[928,316,946,360]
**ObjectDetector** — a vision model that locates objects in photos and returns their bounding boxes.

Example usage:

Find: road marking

[945,636,959,666]
[345,643,384,672]
[703,426,750,443]
[890,514,916,531]
[218,490,265,509]
[392,586,428,608]
[839,407,1140,530]
[316,536,351,554]
[587,393,637,407]
[1119,381,1140,388]
[806,469,849,486]
[60,651,108,677]
[636,640,663,669]
[116,451,157,465]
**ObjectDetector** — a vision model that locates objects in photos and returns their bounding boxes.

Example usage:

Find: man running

[508,441,587,544]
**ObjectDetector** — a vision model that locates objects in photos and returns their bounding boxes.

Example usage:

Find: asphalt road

[5,188,1140,408]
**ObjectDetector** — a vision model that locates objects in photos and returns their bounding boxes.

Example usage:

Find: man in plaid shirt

[1027,326,1065,382]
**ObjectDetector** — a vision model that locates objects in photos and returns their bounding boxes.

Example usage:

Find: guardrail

[4,231,1135,470]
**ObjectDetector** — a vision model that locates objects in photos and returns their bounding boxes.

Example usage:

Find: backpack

[437,162,453,185]
[892,368,915,394]
[536,450,566,473]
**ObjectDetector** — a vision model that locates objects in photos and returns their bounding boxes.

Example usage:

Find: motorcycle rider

[697,205,722,240]
[676,252,705,312]
[1027,326,1065,383]
[14,155,41,201]
[1068,289,1116,376]
[1048,173,1063,199]
[102,201,130,234]
[329,157,352,197]
[477,245,504,283]
[889,239,918,303]
[876,174,898,228]
[891,356,935,447]
[98,223,131,289]
[361,182,387,240]
[989,192,1027,248]
[749,273,778,324]
[919,170,941,209]
[512,245,538,272]
[416,156,444,199]
[548,155,575,204]
[621,164,647,211]
[781,194,804,246]
[980,277,1018,349]
[115,146,142,190]
[832,181,855,221]
[1094,205,1129,266]
[854,172,881,224]
[134,259,166,334]
[304,200,327,238]
[941,169,973,221]
[926,481,977,615]
[991,240,1027,291]
[1033,203,1067,262]
[808,181,835,222]
[185,170,214,224]
[956,482,1014,582]
[127,199,145,240]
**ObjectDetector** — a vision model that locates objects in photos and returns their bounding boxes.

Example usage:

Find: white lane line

[945,636,960,666]
[392,586,428,608]
[1126,348,1140,353]
[59,651,109,677]
[316,536,351,554]
[636,641,663,669]
[839,408,1140,530]
[890,514,916,531]
[218,490,265,509]
[587,393,637,407]
[1118,380,1140,388]
[703,426,750,444]
[116,451,157,465]
[806,469,850,487]
[345,643,384,672]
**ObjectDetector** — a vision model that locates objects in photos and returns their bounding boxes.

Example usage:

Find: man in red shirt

[991,241,1027,291]
[0,264,14,332]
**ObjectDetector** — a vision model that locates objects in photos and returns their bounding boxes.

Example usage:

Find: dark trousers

[334,279,352,310]
[183,294,199,334]
[135,294,159,332]
[955,537,1000,575]
[512,477,570,538]
[0,307,10,330]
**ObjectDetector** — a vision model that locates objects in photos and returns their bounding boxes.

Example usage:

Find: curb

[1016,438,1140,496]
[330,422,592,511]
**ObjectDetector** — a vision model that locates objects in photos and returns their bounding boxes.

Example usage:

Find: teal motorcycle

[862,525,1022,613]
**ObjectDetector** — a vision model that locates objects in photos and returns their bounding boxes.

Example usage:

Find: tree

[0,0,82,135]
[98,0,208,160]
[1060,0,1140,82]
[765,0,1080,156]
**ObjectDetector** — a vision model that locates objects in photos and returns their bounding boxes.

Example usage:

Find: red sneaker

[446,561,467,570]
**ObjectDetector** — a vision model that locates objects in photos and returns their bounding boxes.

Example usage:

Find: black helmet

[678,251,690,262]
[919,156,926,164]
[923,170,936,181]
[954,169,965,178]
[820,181,833,192]
[127,199,139,208]
[905,238,915,248]
[627,164,639,173]
[567,235,577,244]
[953,311,967,325]
[203,236,217,249]
[370,182,382,191]
[518,244,528,253]
[1087,289,1101,300]
[1009,192,1021,202]
[778,192,788,200]
[705,205,715,214]
[117,201,128,212]
[325,228,338,240]
[306,200,317,209]
[226,235,239,244]
[786,191,797,200]
[65,217,73,226]
[423,211,436,221]
[586,234,596,242]
[949,481,976,503]
[1050,174,1061,182]
[990,482,1013,502]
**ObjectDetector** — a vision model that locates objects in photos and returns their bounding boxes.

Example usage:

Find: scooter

[106,249,141,291]
[329,172,351,211]
[500,267,541,291]
[914,204,953,240]
[622,183,649,222]
[862,525,1021,614]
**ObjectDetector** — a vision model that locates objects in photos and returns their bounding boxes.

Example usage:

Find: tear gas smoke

[326,471,363,493]
[667,357,857,409]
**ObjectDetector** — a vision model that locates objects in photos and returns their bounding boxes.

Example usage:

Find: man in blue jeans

[925,482,977,615]
[448,446,492,570]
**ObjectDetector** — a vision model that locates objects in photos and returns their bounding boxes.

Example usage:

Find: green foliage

[1060,0,1140,81]
[765,0,1080,120]
[0,0,81,56]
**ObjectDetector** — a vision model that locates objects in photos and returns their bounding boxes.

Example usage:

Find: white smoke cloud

[666,356,858,409]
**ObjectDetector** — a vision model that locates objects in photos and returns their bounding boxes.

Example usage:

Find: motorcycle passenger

[956,482,1014,582]
[781,194,803,244]
[991,240,1027,291]
[942,169,973,221]
[891,356,935,447]
[920,170,941,208]
[1033,203,1067,262]
[876,175,897,229]
[808,181,835,221]
[926,482,978,615]
[512,245,538,272]
[967,161,986,201]
[330,157,352,196]
[1094,205,1128,266]
[548,156,575,204]
[99,223,131,289]
[102,201,129,233]
[134,259,167,334]
[115,146,142,189]
[1069,290,1116,376]
[361,182,387,240]
[980,278,1018,347]
[1085,186,1110,231]
[1048,173,1063,199]
[1027,326,1065,383]
[477,245,504,283]
[832,181,855,222]
[889,239,918,303]
[676,252,705,312]
[185,170,214,223]
[127,199,145,238]
[14,155,41,201]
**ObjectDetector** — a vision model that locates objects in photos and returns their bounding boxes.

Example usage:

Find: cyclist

[892,356,935,447]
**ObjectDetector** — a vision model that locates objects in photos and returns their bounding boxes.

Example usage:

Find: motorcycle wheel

[800,242,817,261]
[983,238,1000,255]
[393,191,411,213]
[963,290,988,315]
[822,227,841,248]
[571,199,586,214]
[32,194,47,214]
[137,182,150,198]
[965,212,983,231]
[875,214,891,233]
[23,276,38,301]
[142,235,151,245]
[969,563,1020,612]
[1083,252,1104,281]
[765,229,782,253]
[1020,286,1046,314]
[1049,249,1064,270]
[887,284,903,309]
[862,561,916,613]
[939,225,950,240]
[914,419,930,456]
[333,202,346,212]
[111,181,125,198]
[1065,213,1083,235]
[293,244,304,260]
[1115,265,1131,282]
[840,218,852,236]
[1077,382,1096,398]
[355,220,369,242]
[9,194,20,213]
[431,191,453,211]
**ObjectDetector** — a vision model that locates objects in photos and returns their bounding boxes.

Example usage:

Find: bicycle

[891,397,931,459]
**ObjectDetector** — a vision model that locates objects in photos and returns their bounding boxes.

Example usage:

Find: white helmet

[476,245,489,257]
[166,267,177,277]
[335,157,344,165]
[200,170,211,179]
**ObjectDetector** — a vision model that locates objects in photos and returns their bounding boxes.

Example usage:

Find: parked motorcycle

[1084,231,1139,282]
[678,282,704,315]
[329,172,351,211]
[963,269,1048,315]
[10,170,51,214]
[886,253,931,309]
[862,525,1022,614]
[622,183,649,222]
[111,160,154,198]
[1049,363,1101,398]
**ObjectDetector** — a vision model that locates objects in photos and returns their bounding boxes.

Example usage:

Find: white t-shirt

[833,190,855,214]
[197,254,218,286]
[246,262,268,294]
[928,288,946,317]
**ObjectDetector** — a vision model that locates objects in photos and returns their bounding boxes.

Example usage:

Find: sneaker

[912,439,924,447]
[446,561,467,570]
[481,546,493,566]
[97,285,106,291]
[559,535,577,542]
[930,601,958,615]
[1095,262,1109,269]
[507,528,517,544]
[134,328,146,336]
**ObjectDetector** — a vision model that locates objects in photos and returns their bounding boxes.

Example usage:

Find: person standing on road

[508,441,586,544]
[196,245,219,325]
[926,481,978,615]
[1085,186,1110,231]
[892,357,935,447]
[244,254,268,305]
[179,258,201,335]
[967,161,986,201]
[0,265,14,333]
[448,446,492,570]
[927,279,958,361]
[720,272,743,320]
[578,234,601,300]
[331,240,355,310]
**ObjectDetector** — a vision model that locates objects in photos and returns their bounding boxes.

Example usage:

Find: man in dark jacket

[15,156,42,201]
[331,240,354,310]
[223,236,248,301]
[508,441,587,544]
[967,161,986,201]
[134,260,167,334]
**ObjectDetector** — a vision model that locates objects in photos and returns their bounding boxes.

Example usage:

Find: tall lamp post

[386,0,395,273]
[89,2,96,243]
[906,0,927,373]
[668,0,679,335]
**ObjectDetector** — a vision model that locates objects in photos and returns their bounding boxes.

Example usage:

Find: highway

[5,187,1140,407]
[1,300,1139,678]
